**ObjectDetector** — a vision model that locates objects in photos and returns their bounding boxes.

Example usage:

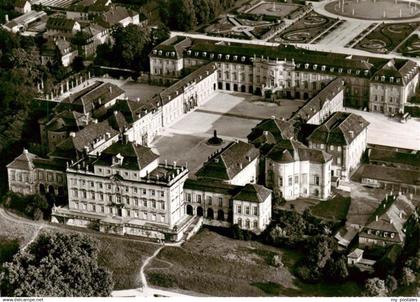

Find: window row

[186,193,224,206]
[236,205,258,216]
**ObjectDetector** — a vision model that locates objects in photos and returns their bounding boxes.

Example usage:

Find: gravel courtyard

[151,92,304,173]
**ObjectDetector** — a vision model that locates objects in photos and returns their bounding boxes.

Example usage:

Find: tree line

[158,0,236,31]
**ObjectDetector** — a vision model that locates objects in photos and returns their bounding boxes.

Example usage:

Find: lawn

[40,228,159,290]
[310,194,351,221]
[0,209,39,246]
[145,228,296,296]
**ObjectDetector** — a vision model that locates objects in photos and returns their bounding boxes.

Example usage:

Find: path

[318,20,371,47]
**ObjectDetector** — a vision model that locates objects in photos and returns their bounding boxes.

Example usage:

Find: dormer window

[153,49,157,54]
[233,55,238,61]
[158,50,162,55]
[338,68,343,73]
[171,51,175,57]
[321,65,326,71]
[218,54,222,59]
[187,50,192,55]
[210,53,214,59]
[381,76,385,82]
[165,52,169,56]
[390,233,395,238]
[305,63,309,69]
[241,56,246,62]
[396,78,401,83]
[296,63,301,68]
[203,52,207,57]
[347,69,351,74]
[375,76,379,80]
[390,76,394,83]
[330,67,335,72]
[113,153,124,166]
[225,54,230,60]
[195,52,199,57]
[356,70,360,75]
[313,64,317,70]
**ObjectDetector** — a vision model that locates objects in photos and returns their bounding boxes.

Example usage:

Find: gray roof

[359,164,420,186]
[247,118,295,146]
[184,178,241,195]
[308,112,369,145]
[196,141,259,181]
[233,184,271,203]
[290,78,345,123]
[267,139,332,164]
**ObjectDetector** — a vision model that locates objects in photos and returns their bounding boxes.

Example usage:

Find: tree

[112,24,149,70]
[363,278,388,297]
[324,256,349,281]
[400,267,416,287]
[385,275,398,293]
[0,233,113,297]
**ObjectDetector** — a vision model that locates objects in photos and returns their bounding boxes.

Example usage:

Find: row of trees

[158,0,236,31]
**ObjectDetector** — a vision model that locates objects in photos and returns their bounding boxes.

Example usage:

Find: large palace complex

[5,35,419,242]
[150,36,419,114]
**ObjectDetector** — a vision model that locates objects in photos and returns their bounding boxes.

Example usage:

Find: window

[279,177,283,186]
[330,145,334,151]
[337,157,341,165]
[294,176,299,184]
[314,175,320,185]
[246,219,250,229]
[134,197,138,206]
[238,218,242,227]
[187,193,192,202]
[197,195,202,203]
[108,195,112,202]
[143,200,147,207]
[207,196,212,205]
[152,200,156,208]
[288,176,292,186]
[142,189,146,195]
[160,191,165,197]
[337,146,342,152]
[218,197,223,207]
[246,206,250,215]
[253,220,258,229]
[150,190,155,196]
[237,205,242,214]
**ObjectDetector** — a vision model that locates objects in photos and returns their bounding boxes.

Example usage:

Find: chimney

[165,159,168,168]
[114,110,118,116]
[92,119,98,124]
[5,14,9,23]
[263,131,269,136]
[375,215,378,221]
[173,161,176,168]
[70,132,76,137]
[109,86,112,94]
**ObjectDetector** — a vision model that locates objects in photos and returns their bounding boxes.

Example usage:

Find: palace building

[150,36,419,113]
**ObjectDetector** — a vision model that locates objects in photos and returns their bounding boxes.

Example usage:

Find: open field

[246,2,301,18]
[145,228,363,296]
[152,92,304,173]
[345,108,420,150]
[40,227,159,290]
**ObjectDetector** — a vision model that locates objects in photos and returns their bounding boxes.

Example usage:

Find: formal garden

[396,33,420,57]
[270,11,338,43]
[354,22,420,53]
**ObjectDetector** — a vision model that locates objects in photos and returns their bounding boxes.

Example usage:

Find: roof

[359,164,420,186]
[232,184,271,203]
[348,248,364,259]
[308,112,369,145]
[46,17,78,31]
[247,118,295,146]
[61,81,125,114]
[7,149,66,172]
[152,36,192,60]
[361,195,417,244]
[98,6,137,27]
[184,178,241,195]
[46,110,85,132]
[290,78,345,123]
[369,147,420,169]
[371,59,418,86]
[266,139,332,164]
[196,141,259,181]
[96,141,159,170]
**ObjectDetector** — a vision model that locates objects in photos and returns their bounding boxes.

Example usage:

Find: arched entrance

[295,91,301,99]
[197,206,203,217]
[217,209,224,221]
[48,185,55,195]
[207,208,214,220]
[187,205,193,215]
[241,85,246,92]
[39,184,46,195]
[303,92,309,99]
[58,186,65,196]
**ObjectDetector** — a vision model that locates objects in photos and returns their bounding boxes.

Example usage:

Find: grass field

[310,195,351,221]
[40,228,159,290]
[145,228,362,296]
[0,210,39,246]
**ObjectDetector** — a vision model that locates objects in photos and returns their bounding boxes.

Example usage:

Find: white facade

[233,193,271,233]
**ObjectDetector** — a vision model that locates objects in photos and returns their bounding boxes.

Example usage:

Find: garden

[270,11,338,44]
[396,33,420,57]
[354,22,420,54]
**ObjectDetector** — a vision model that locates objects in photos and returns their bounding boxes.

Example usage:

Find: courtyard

[345,108,420,150]
[151,92,304,173]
